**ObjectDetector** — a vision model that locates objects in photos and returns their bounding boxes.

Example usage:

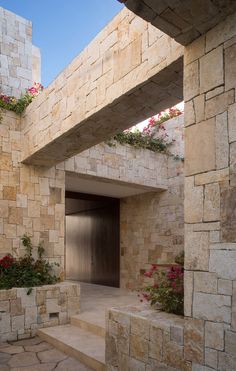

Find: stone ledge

[0,282,80,342]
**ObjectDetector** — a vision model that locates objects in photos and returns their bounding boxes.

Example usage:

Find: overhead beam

[118,0,236,45]
[22,8,183,167]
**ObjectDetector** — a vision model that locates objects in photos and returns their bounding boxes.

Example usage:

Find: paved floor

[74,281,140,330]
[0,336,92,371]
[0,283,140,370]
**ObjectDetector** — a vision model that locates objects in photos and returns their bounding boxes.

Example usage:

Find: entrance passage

[65,191,120,287]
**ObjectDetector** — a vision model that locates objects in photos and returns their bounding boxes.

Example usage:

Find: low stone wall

[106,305,208,370]
[0,282,80,342]
[106,305,186,371]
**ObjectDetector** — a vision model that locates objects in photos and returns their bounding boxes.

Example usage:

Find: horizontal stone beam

[22,8,183,167]
[119,0,236,45]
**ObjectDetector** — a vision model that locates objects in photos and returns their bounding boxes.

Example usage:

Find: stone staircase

[38,313,106,371]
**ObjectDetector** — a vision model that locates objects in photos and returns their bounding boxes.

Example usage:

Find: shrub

[0,235,59,293]
[108,106,183,155]
[139,252,184,315]
[0,82,43,115]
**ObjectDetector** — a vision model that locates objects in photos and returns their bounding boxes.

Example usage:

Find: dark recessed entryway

[65,191,120,288]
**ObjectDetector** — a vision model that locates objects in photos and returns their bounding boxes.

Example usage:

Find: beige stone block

[185,100,195,127]
[228,102,236,143]
[184,35,205,65]
[205,348,218,369]
[194,272,217,294]
[215,111,229,169]
[28,201,40,218]
[0,313,11,334]
[185,176,203,223]
[0,289,17,301]
[184,318,204,364]
[185,119,216,176]
[200,46,223,93]
[131,316,149,340]
[204,183,220,222]
[218,279,233,295]
[209,249,236,280]
[206,86,224,100]
[193,95,205,124]
[163,334,184,369]
[205,321,224,350]
[10,298,24,316]
[193,293,231,323]
[185,228,209,271]
[0,300,10,313]
[225,43,236,91]
[205,90,234,119]
[230,141,236,186]
[12,315,24,332]
[3,186,16,201]
[17,288,36,307]
[195,168,229,185]
[206,11,236,52]
[184,270,193,317]
[16,194,27,208]
[25,306,37,328]
[0,200,9,218]
[184,60,199,101]
[130,334,148,362]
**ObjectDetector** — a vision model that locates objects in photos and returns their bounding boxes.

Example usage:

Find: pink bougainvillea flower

[144,271,152,278]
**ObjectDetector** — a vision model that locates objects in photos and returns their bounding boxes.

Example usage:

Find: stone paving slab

[0,336,92,371]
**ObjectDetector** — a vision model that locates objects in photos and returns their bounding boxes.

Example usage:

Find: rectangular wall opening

[65,191,120,288]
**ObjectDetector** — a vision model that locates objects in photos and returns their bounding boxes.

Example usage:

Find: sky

[0,0,123,87]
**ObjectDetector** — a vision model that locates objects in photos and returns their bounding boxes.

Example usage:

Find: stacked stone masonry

[119,0,236,46]
[184,10,236,370]
[21,7,183,166]
[0,282,80,342]
[0,7,41,98]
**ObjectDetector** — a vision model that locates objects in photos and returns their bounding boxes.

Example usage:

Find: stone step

[38,324,105,371]
[71,312,106,338]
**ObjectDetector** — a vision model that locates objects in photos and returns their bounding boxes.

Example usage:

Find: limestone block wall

[21,7,183,166]
[106,306,186,370]
[0,110,65,274]
[64,141,168,190]
[0,7,40,97]
[184,11,236,370]
[120,155,184,289]
[0,282,80,342]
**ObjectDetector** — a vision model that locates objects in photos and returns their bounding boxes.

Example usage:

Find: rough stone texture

[0,336,90,370]
[193,293,231,323]
[119,0,236,46]
[120,156,184,289]
[0,283,80,342]
[185,119,216,176]
[184,12,236,368]
[21,8,183,166]
[0,7,40,97]
[106,306,185,370]
[0,111,65,271]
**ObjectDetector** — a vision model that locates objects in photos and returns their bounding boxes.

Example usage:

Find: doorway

[65,191,120,287]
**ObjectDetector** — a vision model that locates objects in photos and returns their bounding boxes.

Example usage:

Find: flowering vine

[108,106,183,155]
[0,82,43,118]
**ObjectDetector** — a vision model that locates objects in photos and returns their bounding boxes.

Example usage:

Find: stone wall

[64,141,167,191]
[106,305,186,371]
[21,7,183,166]
[120,155,184,289]
[0,282,80,342]
[184,10,236,370]
[0,110,65,275]
[0,7,40,97]
[118,0,236,46]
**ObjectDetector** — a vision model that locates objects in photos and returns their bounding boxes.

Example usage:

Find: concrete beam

[119,0,236,45]
[22,8,183,167]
